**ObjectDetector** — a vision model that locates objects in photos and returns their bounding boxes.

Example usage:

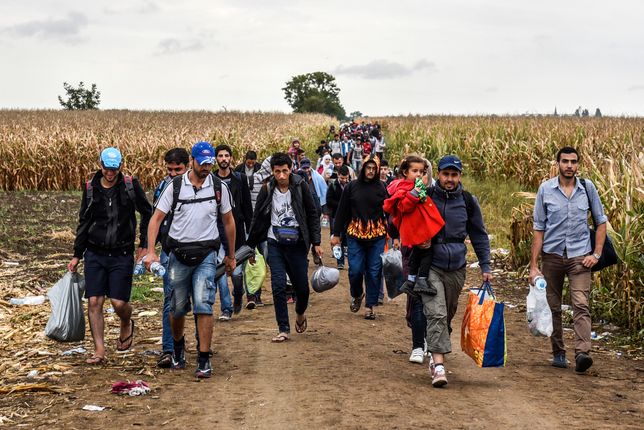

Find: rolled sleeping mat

[214,245,255,280]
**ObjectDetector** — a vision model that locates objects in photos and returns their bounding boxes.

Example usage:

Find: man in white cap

[68,147,152,365]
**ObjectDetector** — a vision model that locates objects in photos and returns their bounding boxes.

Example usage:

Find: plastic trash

[26,370,39,379]
[82,405,106,412]
[381,249,403,299]
[311,265,340,293]
[526,284,553,337]
[10,296,46,305]
[61,346,87,356]
[111,380,150,396]
[44,272,86,342]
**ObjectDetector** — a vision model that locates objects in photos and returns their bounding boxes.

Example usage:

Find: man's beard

[218,161,229,169]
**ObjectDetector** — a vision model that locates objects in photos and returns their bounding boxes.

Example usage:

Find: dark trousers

[409,246,432,278]
[267,239,310,333]
[409,296,426,349]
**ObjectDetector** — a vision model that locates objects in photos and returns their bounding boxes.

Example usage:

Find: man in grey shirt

[530,146,607,373]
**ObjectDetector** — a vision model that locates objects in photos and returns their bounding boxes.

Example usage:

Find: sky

[1,0,643,116]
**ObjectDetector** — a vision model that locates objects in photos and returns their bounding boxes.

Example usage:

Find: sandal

[271,333,289,343]
[116,320,135,351]
[295,317,307,334]
[364,307,376,320]
[350,294,365,313]
[86,355,105,365]
[157,352,173,368]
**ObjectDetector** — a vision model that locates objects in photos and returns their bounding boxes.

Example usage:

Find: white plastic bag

[526,285,553,337]
[45,272,86,342]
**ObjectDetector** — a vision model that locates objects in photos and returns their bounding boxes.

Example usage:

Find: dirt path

[2,244,642,429]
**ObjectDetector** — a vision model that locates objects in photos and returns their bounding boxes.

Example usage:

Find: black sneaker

[399,280,420,299]
[414,277,437,296]
[575,353,593,373]
[245,298,256,310]
[172,346,186,370]
[195,358,212,378]
[551,352,568,368]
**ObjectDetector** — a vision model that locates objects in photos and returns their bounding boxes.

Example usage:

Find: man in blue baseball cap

[191,141,215,166]
[68,147,152,365]
[419,154,492,388]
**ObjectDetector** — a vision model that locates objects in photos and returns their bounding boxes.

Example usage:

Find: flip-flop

[116,320,135,351]
[271,333,289,343]
[295,317,307,334]
[86,355,105,365]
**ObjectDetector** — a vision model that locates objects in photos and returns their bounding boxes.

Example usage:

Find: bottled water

[133,256,146,275]
[10,295,46,305]
[150,262,166,277]
[332,245,343,260]
[534,276,547,290]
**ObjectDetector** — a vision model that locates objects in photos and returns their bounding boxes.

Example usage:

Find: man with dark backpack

[214,144,253,316]
[68,147,152,365]
[145,141,237,378]
[151,148,189,368]
[530,146,608,373]
[422,155,492,388]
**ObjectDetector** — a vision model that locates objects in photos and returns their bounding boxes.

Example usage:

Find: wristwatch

[592,253,601,260]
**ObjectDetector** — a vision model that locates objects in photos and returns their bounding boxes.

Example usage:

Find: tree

[282,72,345,119]
[595,108,602,117]
[582,108,589,117]
[58,81,101,110]
[349,111,364,119]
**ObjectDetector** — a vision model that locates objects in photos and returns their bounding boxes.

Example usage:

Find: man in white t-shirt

[247,152,323,343]
[146,141,236,379]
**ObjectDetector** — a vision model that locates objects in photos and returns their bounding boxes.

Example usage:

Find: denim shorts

[84,250,134,302]
[167,251,217,318]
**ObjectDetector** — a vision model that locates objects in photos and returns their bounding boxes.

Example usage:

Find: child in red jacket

[384,155,445,296]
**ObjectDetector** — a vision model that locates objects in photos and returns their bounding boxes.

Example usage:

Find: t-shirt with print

[267,188,300,241]
[155,172,232,243]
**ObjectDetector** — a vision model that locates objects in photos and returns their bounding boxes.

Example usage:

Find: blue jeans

[167,251,217,317]
[347,237,385,308]
[215,270,233,313]
[266,239,310,333]
[160,251,173,353]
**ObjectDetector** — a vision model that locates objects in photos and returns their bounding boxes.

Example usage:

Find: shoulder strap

[579,178,597,227]
[462,190,475,220]
[210,173,222,205]
[170,175,183,213]
[123,175,136,204]
[84,179,94,215]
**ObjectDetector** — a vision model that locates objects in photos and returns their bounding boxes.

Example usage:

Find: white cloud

[155,38,204,55]
[3,12,88,44]
[334,59,436,80]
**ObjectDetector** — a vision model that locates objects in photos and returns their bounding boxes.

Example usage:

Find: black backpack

[160,173,223,250]
[84,174,136,216]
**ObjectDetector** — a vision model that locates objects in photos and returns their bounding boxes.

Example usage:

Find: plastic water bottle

[534,276,547,290]
[133,256,146,275]
[150,262,166,277]
[332,245,343,260]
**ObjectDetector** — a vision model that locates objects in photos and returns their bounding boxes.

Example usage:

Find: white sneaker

[409,348,425,364]
[432,364,448,388]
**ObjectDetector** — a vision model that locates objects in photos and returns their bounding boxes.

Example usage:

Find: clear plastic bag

[526,285,553,337]
[381,249,403,299]
[45,272,86,342]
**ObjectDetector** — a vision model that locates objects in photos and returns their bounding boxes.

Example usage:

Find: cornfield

[0,110,332,191]
[374,115,643,333]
